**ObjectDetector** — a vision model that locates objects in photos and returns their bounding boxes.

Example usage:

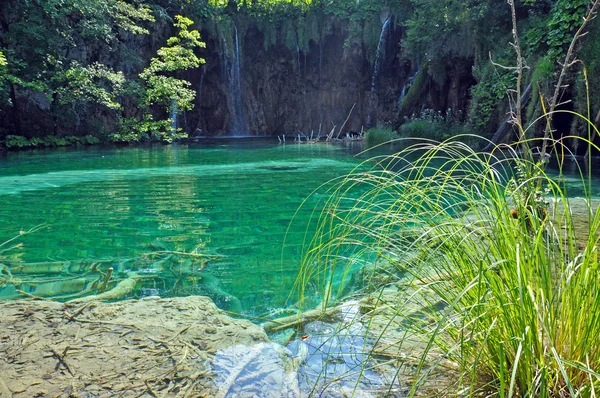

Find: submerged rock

[0,296,267,397]
[210,342,302,397]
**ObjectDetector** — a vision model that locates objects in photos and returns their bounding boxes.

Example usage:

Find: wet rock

[0,296,267,397]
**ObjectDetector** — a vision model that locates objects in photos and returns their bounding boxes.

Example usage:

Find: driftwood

[483,83,532,152]
[335,103,357,139]
[70,277,137,303]
[262,302,351,333]
[326,125,337,141]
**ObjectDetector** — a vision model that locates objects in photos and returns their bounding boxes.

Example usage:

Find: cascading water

[198,70,205,105]
[370,16,391,93]
[227,23,248,136]
[398,66,420,110]
[367,16,391,127]
[295,33,301,70]
[170,99,178,135]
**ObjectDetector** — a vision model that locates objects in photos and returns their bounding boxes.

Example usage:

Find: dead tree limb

[483,83,532,152]
[336,103,357,139]
[540,0,600,158]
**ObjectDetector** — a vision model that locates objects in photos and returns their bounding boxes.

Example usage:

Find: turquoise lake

[0,140,598,317]
[0,140,368,315]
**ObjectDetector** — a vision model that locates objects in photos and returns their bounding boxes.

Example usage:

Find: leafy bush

[467,62,516,132]
[43,136,68,147]
[112,115,186,143]
[400,108,476,143]
[4,135,30,148]
[363,127,398,146]
[2,134,101,149]
[82,135,100,145]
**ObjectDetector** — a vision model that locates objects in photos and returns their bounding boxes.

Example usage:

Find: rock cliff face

[2,14,476,138]
[178,16,476,136]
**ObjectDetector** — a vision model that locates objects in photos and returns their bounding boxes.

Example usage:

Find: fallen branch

[69,277,137,303]
[336,103,357,139]
[326,125,337,142]
[262,303,349,333]
[50,347,74,376]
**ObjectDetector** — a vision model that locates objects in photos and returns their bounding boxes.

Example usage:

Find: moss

[398,67,428,114]
[525,56,554,124]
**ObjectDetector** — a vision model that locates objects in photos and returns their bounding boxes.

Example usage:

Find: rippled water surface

[0,140,365,314]
[1,141,598,317]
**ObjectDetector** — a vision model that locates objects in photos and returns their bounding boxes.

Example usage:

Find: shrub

[400,109,477,144]
[4,135,30,148]
[363,127,398,146]
[82,135,100,145]
[43,136,68,147]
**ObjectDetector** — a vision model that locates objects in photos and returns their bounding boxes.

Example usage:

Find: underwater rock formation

[0,296,267,397]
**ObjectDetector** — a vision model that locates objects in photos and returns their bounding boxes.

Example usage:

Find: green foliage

[468,61,516,132]
[526,56,554,123]
[113,0,155,34]
[4,135,31,148]
[400,108,475,143]
[112,115,186,143]
[398,68,427,114]
[55,62,126,110]
[0,52,6,99]
[403,0,507,61]
[363,127,398,146]
[139,15,205,112]
[3,134,101,149]
[579,19,600,115]
[546,0,588,58]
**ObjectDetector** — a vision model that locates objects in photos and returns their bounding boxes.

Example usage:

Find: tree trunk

[483,83,532,152]
[583,109,600,159]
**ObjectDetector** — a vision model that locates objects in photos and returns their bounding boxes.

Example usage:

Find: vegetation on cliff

[0,0,598,149]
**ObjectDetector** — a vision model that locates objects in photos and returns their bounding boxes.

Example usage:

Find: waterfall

[295,33,301,70]
[397,67,420,110]
[170,99,178,134]
[366,16,392,127]
[227,23,248,136]
[318,41,323,127]
[198,70,205,104]
[371,16,391,93]
[398,84,407,105]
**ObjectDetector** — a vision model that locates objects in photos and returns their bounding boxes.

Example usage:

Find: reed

[293,132,600,396]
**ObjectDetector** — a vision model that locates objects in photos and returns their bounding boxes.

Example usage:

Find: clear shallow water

[0,142,598,317]
[0,140,365,315]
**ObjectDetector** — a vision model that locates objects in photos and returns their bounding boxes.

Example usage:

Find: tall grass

[363,127,398,147]
[293,135,600,396]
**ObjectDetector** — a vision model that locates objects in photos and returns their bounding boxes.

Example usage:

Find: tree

[0,0,154,137]
[112,15,205,143]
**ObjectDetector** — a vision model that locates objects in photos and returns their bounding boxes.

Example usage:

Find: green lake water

[0,140,368,315]
[0,141,598,317]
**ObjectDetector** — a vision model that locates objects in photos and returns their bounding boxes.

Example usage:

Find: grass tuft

[363,127,398,147]
[293,133,600,396]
